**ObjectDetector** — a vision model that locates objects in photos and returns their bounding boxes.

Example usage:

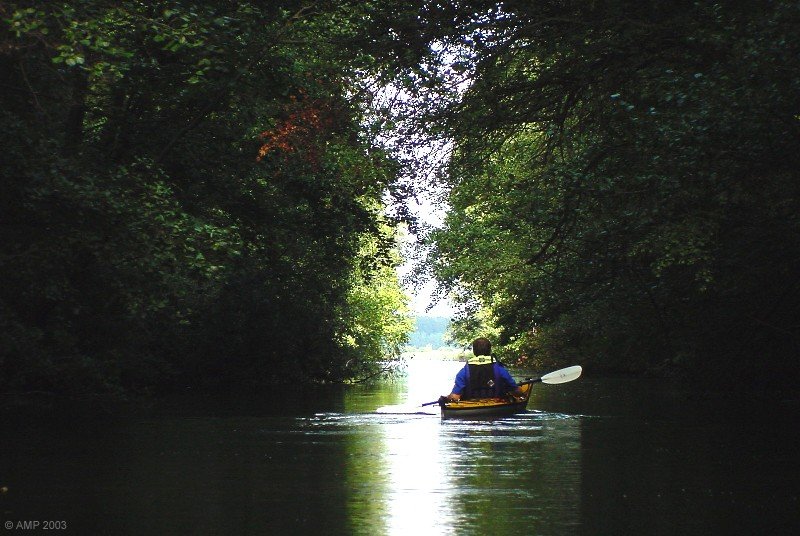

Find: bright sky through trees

[400,194,454,317]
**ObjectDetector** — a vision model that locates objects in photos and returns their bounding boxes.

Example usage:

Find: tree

[371,1,800,387]
[0,1,414,400]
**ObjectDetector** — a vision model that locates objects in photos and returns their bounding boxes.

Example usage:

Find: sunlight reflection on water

[5,361,798,534]
[294,360,583,535]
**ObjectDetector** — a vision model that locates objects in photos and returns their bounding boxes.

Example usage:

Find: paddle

[519,365,583,386]
[420,365,583,407]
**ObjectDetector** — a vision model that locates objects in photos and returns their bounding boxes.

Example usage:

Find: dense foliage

[3,0,798,400]
[376,1,800,387]
[0,1,412,400]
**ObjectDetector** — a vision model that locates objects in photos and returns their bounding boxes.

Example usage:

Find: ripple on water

[286,410,584,446]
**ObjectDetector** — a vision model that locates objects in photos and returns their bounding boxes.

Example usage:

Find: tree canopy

[377,0,800,388]
[0,1,412,400]
[2,1,798,402]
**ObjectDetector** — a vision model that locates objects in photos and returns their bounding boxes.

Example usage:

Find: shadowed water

[2,360,798,534]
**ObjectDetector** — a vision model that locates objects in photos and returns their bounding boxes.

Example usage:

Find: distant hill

[407,316,456,349]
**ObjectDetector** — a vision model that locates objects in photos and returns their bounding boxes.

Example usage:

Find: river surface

[2,360,798,535]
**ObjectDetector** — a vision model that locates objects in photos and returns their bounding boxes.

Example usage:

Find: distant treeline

[407,317,456,350]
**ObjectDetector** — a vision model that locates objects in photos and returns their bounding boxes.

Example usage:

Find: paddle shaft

[518,377,543,387]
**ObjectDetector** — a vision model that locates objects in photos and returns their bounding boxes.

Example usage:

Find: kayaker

[442,337,525,402]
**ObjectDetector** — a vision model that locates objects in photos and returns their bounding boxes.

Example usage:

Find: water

[2,360,798,534]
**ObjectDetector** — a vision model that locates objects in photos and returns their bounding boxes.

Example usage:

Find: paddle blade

[540,365,582,384]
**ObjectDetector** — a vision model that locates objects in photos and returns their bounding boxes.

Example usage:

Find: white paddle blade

[540,365,582,384]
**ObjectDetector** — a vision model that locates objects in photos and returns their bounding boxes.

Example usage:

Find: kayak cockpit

[439,382,532,420]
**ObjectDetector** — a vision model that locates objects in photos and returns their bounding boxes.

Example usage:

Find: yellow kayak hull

[440,382,532,420]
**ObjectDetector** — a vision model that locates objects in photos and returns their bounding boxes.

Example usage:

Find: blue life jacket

[463,362,503,398]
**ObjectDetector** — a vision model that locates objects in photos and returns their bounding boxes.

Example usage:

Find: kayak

[439,382,533,420]
[413,365,581,420]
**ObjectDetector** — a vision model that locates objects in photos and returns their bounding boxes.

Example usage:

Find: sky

[400,194,455,318]
[371,73,464,319]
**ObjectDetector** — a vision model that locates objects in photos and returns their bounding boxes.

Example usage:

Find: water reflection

[6,364,792,533]
[383,417,453,533]
[338,360,583,535]
[377,361,459,533]
[441,415,582,534]
[333,360,458,534]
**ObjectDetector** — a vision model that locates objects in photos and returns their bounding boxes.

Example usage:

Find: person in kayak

[442,337,525,402]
